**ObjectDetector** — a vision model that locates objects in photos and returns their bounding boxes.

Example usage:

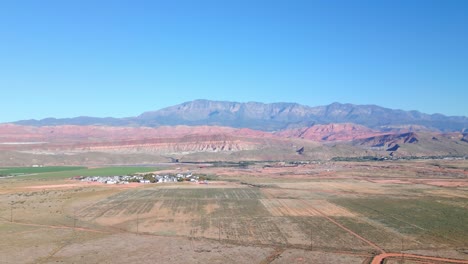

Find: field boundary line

[309,207,385,253]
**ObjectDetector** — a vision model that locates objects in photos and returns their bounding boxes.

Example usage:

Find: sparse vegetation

[333,197,468,247]
[0,160,467,263]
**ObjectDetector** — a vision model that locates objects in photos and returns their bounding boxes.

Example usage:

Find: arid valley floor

[1,160,467,264]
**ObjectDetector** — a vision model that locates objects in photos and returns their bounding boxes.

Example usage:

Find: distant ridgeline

[12,100,468,132]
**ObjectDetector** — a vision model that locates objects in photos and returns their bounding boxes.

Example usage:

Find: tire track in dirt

[259,247,285,264]
[0,219,110,234]
[36,236,75,264]
[14,227,48,236]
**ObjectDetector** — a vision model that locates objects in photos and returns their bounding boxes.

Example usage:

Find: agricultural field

[0,160,467,263]
[0,166,86,176]
[1,166,159,184]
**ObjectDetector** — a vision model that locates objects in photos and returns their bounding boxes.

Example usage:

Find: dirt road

[371,253,468,264]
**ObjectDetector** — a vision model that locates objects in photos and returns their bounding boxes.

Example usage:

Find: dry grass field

[0,160,467,263]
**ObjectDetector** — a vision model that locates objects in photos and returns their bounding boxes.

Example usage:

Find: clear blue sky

[1,0,467,122]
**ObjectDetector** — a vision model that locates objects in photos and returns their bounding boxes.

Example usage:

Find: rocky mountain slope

[1,123,467,166]
[0,124,284,154]
[275,123,383,141]
[3,100,468,165]
[13,100,468,132]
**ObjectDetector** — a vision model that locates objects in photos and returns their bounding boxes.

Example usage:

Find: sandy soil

[270,249,370,264]
[47,233,273,264]
[260,199,355,217]
[20,181,144,190]
[1,160,467,263]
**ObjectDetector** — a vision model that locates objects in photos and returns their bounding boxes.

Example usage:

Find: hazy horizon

[3,99,468,124]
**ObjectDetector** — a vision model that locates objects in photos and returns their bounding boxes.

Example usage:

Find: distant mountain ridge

[12,99,468,132]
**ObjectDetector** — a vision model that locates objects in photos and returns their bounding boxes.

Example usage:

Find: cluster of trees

[331,155,467,162]
[125,173,215,183]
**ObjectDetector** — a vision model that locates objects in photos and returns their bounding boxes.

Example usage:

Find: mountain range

[13,99,468,132]
[2,100,467,166]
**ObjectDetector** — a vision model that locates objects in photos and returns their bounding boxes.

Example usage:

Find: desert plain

[0,159,467,264]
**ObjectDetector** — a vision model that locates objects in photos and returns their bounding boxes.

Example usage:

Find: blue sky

[0,0,467,122]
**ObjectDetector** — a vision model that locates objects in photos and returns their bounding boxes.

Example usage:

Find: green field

[333,197,468,247]
[3,166,160,180]
[0,166,86,175]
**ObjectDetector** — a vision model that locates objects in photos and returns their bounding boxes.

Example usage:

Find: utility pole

[10,202,13,222]
[73,208,77,231]
[400,237,405,264]
[310,228,313,250]
[136,214,139,234]
[218,219,221,242]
